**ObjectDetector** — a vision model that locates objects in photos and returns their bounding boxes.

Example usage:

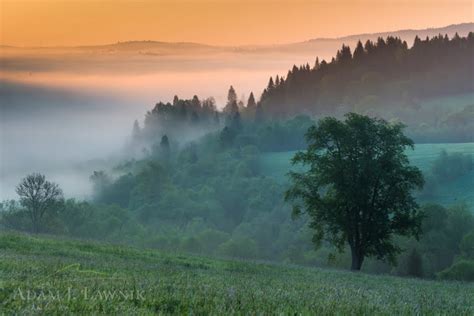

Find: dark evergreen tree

[267,77,275,90]
[132,120,141,140]
[188,143,198,163]
[214,111,220,125]
[227,86,237,104]
[224,86,239,114]
[191,111,199,124]
[237,99,245,111]
[247,92,256,108]
[336,44,352,63]
[191,95,201,109]
[160,134,170,150]
[219,126,235,147]
[314,57,320,70]
[160,134,170,160]
[259,33,474,119]
[230,111,242,131]
[255,103,264,123]
[353,40,365,60]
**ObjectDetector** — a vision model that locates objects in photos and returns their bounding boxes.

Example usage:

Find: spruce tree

[247,92,256,108]
[132,120,141,140]
[224,86,239,114]
[314,57,320,70]
[267,77,275,90]
[227,86,237,105]
[353,40,365,60]
[255,103,264,123]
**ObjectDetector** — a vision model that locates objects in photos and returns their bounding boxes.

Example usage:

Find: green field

[1,233,473,314]
[417,92,474,112]
[260,143,474,208]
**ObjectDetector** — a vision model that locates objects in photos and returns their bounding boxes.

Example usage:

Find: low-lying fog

[1,81,134,199]
[1,24,472,200]
[0,51,299,200]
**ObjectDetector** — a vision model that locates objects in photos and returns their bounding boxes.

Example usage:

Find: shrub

[460,231,474,259]
[438,260,474,282]
[180,236,202,253]
[431,150,473,183]
[406,248,424,278]
[217,237,258,259]
[0,208,31,232]
[196,229,230,254]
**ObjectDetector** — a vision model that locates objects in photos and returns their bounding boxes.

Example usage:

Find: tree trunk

[32,219,39,234]
[350,246,364,271]
[30,209,39,234]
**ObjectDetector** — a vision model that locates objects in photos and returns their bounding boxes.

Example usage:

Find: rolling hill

[260,142,474,208]
[2,23,472,55]
[1,233,472,314]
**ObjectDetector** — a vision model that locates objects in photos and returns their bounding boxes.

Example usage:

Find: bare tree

[16,173,63,233]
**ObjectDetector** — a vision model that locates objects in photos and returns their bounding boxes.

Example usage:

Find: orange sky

[0,0,472,47]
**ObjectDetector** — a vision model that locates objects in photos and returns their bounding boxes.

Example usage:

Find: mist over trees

[1,33,474,280]
[260,33,473,115]
[259,33,474,142]
[129,33,473,149]
[3,115,472,279]
[129,95,221,155]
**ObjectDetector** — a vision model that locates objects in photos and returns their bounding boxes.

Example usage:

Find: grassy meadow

[0,233,473,315]
[260,142,474,208]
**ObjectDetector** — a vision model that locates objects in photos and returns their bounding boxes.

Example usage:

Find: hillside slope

[260,143,474,208]
[1,233,472,314]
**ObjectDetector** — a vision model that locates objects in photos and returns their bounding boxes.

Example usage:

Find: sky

[0,0,472,47]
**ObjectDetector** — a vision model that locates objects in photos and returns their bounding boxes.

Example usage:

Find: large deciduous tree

[16,173,63,233]
[285,113,424,271]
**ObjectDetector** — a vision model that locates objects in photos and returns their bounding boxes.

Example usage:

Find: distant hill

[258,31,473,128]
[274,23,474,56]
[78,41,224,56]
[100,22,474,56]
[254,32,474,143]
[2,23,473,57]
[337,22,474,42]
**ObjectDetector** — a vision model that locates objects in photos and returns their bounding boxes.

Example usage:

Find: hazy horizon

[1,22,473,200]
[2,2,474,307]
[1,0,472,47]
[1,22,472,48]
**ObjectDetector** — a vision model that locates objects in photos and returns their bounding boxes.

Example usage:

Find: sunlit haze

[1,0,474,312]
[1,0,472,46]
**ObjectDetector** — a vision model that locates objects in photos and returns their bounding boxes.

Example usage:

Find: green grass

[1,232,473,314]
[417,92,474,112]
[260,143,474,208]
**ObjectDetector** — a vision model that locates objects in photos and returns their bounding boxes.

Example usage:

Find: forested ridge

[131,33,473,146]
[260,33,473,116]
[258,33,474,142]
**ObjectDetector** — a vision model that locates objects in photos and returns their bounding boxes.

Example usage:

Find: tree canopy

[285,113,425,270]
[16,173,63,233]
[260,33,474,120]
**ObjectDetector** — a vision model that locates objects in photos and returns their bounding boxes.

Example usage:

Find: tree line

[130,33,473,147]
[2,114,473,280]
[259,33,473,117]
[2,32,473,281]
